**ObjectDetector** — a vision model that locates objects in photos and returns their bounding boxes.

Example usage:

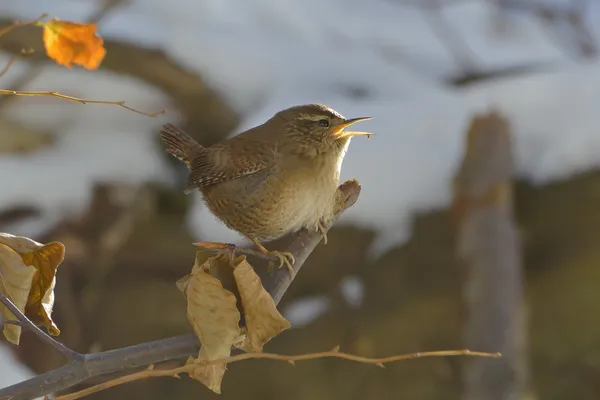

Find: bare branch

[0,0,129,113]
[0,17,238,143]
[420,2,479,74]
[55,348,501,400]
[0,180,361,400]
[0,14,48,40]
[498,0,598,58]
[0,9,164,117]
[2,320,22,327]
[0,89,166,117]
[0,293,83,361]
[0,55,17,79]
[0,48,34,81]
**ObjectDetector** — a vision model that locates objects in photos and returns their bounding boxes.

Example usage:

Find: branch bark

[0,180,361,400]
[0,295,82,362]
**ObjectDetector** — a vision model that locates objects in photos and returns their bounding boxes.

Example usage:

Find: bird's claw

[269,251,295,278]
[318,223,328,245]
[251,238,296,278]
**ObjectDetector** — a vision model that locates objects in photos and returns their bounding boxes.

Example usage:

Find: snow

[282,296,331,327]
[282,277,364,326]
[0,54,174,238]
[1,0,600,382]
[0,0,598,251]
[339,276,364,308]
[0,344,36,397]
[189,60,600,255]
[466,60,600,183]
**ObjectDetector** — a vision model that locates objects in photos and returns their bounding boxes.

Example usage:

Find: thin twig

[0,89,166,117]
[0,56,17,80]
[498,0,598,58]
[0,14,48,39]
[421,1,479,74]
[0,49,35,81]
[2,320,22,327]
[0,292,83,361]
[0,7,164,118]
[0,0,125,113]
[55,348,501,400]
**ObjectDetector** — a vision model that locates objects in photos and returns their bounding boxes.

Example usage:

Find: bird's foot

[318,222,328,245]
[267,250,295,277]
[251,239,295,278]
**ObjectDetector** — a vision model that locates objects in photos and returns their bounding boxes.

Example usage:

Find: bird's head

[271,104,372,158]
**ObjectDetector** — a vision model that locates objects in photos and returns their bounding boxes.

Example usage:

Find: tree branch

[0,180,362,400]
[55,348,501,400]
[0,295,83,362]
[0,89,165,117]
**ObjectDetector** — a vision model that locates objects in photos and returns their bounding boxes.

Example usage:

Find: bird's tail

[159,123,204,169]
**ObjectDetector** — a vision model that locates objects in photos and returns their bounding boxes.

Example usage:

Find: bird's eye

[318,119,329,127]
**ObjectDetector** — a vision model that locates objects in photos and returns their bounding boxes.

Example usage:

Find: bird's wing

[186,134,276,190]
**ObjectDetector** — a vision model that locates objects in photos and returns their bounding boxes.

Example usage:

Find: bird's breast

[201,152,344,241]
[276,153,342,232]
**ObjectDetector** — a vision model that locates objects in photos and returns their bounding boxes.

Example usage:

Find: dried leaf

[0,233,64,344]
[0,243,35,344]
[179,254,244,394]
[186,348,228,394]
[233,258,291,352]
[42,19,106,70]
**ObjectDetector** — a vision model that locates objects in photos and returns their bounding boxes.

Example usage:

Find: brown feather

[158,104,369,245]
[159,123,203,168]
[186,128,275,189]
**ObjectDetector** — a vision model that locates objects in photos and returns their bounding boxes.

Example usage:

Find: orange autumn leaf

[42,19,106,70]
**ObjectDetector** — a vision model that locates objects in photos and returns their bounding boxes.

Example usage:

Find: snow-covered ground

[0,343,35,395]
[1,0,600,385]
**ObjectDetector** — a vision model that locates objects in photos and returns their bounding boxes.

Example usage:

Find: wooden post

[453,112,534,400]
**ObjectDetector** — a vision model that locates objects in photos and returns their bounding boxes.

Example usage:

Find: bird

[159,103,372,276]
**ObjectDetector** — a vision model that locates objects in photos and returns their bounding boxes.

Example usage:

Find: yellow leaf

[233,259,290,352]
[42,19,106,70]
[0,243,35,344]
[0,233,64,344]
[186,349,227,394]
[178,253,244,394]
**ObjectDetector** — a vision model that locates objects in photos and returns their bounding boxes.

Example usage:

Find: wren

[160,103,372,275]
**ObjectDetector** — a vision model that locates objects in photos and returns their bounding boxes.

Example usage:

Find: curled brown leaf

[233,258,290,352]
[177,253,244,393]
[0,233,64,344]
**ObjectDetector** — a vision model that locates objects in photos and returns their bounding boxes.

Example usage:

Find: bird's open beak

[332,117,373,139]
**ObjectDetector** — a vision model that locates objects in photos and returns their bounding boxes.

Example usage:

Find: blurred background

[1,0,600,399]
